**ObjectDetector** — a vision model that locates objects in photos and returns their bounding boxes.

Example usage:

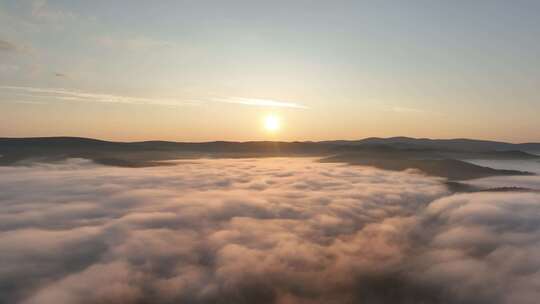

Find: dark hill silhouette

[0,136,538,180]
[324,136,540,152]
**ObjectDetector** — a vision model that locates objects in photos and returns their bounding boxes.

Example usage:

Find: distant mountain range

[1,136,538,180]
[1,136,539,154]
[324,136,540,152]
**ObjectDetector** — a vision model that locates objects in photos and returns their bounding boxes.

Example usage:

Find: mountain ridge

[1,135,539,146]
[1,136,538,181]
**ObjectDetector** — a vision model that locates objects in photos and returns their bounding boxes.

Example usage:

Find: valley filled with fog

[1,157,539,304]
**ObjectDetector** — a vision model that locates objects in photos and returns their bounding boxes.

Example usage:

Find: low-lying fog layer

[1,158,539,304]
[465,159,540,190]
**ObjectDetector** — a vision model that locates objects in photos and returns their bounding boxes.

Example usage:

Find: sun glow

[264,115,281,132]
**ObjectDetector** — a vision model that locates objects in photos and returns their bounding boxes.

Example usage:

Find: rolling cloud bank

[1,158,540,303]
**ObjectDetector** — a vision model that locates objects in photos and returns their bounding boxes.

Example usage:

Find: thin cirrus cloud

[381,105,439,115]
[0,86,194,107]
[0,86,308,109]
[213,97,309,109]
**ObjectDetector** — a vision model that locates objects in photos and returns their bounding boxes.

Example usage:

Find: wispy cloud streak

[0,86,196,107]
[381,104,439,115]
[214,97,309,109]
[0,86,309,109]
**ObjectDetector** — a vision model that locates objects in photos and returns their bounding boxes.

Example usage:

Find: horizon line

[0,135,537,145]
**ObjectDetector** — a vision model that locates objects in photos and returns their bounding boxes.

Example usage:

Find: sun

[264,115,281,132]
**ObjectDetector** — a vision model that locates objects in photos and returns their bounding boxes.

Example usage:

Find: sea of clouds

[0,158,539,304]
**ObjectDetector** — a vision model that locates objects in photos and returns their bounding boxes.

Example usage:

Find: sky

[1,0,539,142]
